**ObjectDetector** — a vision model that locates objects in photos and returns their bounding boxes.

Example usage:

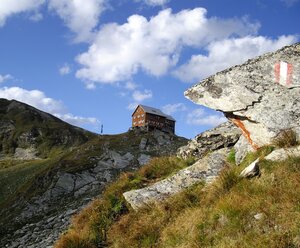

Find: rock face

[185,43,300,150]
[178,121,241,159]
[265,145,300,161]
[124,148,229,210]
[1,127,187,248]
[234,136,255,165]
[0,98,94,158]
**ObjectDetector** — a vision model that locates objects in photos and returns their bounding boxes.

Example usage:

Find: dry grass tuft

[273,129,299,148]
[54,156,192,248]
[55,149,300,248]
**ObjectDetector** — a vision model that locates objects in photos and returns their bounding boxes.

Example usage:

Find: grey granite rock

[185,43,300,149]
[234,135,255,165]
[178,121,241,160]
[265,145,300,161]
[124,148,230,210]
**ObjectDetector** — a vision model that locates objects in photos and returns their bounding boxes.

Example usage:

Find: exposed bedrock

[185,43,300,149]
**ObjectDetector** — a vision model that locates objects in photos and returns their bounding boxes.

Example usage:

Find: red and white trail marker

[274,61,293,86]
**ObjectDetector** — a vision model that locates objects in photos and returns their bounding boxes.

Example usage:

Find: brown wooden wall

[132,106,146,127]
[132,106,175,133]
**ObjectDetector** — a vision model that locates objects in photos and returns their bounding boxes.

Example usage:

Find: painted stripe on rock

[275,61,294,86]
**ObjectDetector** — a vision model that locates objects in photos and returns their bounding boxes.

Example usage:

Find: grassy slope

[0,129,187,235]
[55,146,300,248]
[0,98,94,157]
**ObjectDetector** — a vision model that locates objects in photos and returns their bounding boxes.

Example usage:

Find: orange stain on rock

[230,118,259,150]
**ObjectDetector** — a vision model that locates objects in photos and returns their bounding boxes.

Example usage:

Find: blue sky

[0,0,299,138]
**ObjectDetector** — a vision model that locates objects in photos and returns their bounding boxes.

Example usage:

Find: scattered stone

[265,145,300,161]
[254,213,264,220]
[240,158,260,178]
[218,214,229,226]
[138,154,151,166]
[139,138,148,150]
[153,130,171,145]
[51,172,75,197]
[0,124,188,248]
[109,151,134,169]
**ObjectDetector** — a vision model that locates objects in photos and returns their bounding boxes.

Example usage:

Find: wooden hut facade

[132,105,175,134]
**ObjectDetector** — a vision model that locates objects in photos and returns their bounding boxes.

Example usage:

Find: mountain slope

[0,98,188,248]
[0,98,94,158]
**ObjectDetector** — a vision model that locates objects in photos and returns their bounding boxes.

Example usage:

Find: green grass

[54,156,193,248]
[55,147,300,248]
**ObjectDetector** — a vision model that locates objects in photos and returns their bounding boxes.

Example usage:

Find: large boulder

[185,43,300,150]
[123,148,229,210]
[177,121,241,159]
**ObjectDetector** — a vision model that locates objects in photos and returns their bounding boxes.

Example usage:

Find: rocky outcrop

[265,145,300,161]
[185,43,300,151]
[14,148,38,160]
[1,128,187,248]
[0,98,94,157]
[234,136,255,165]
[178,121,241,159]
[240,145,300,179]
[124,148,229,210]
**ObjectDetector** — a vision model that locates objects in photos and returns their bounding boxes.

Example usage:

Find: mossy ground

[55,146,300,248]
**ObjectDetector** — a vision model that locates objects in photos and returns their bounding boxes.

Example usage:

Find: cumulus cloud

[76,8,259,83]
[132,89,152,102]
[0,0,45,27]
[127,89,153,110]
[187,108,227,127]
[54,113,99,126]
[125,81,138,91]
[137,0,170,6]
[0,0,105,42]
[59,64,71,75]
[174,35,298,82]
[162,103,187,115]
[0,86,100,129]
[281,0,299,7]
[48,0,106,42]
[0,74,13,83]
[127,102,139,110]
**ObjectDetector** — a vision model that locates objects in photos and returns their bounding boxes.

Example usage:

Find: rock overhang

[185,42,300,149]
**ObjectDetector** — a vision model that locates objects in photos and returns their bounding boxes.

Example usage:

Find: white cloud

[138,0,170,6]
[85,82,97,90]
[29,12,43,22]
[187,108,227,127]
[48,0,106,42]
[0,86,100,129]
[125,81,138,91]
[127,102,139,110]
[132,89,152,102]
[0,86,64,113]
[162,103,187,115]
[54,113,99,126]
[76,8,259,83]
[0,0,45,27]
[174,35,298,82]
[59,64,71,75]
[127,89,153,110]
[281,0,299,7]
[0,0,105,42]
[0,74,13,83]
